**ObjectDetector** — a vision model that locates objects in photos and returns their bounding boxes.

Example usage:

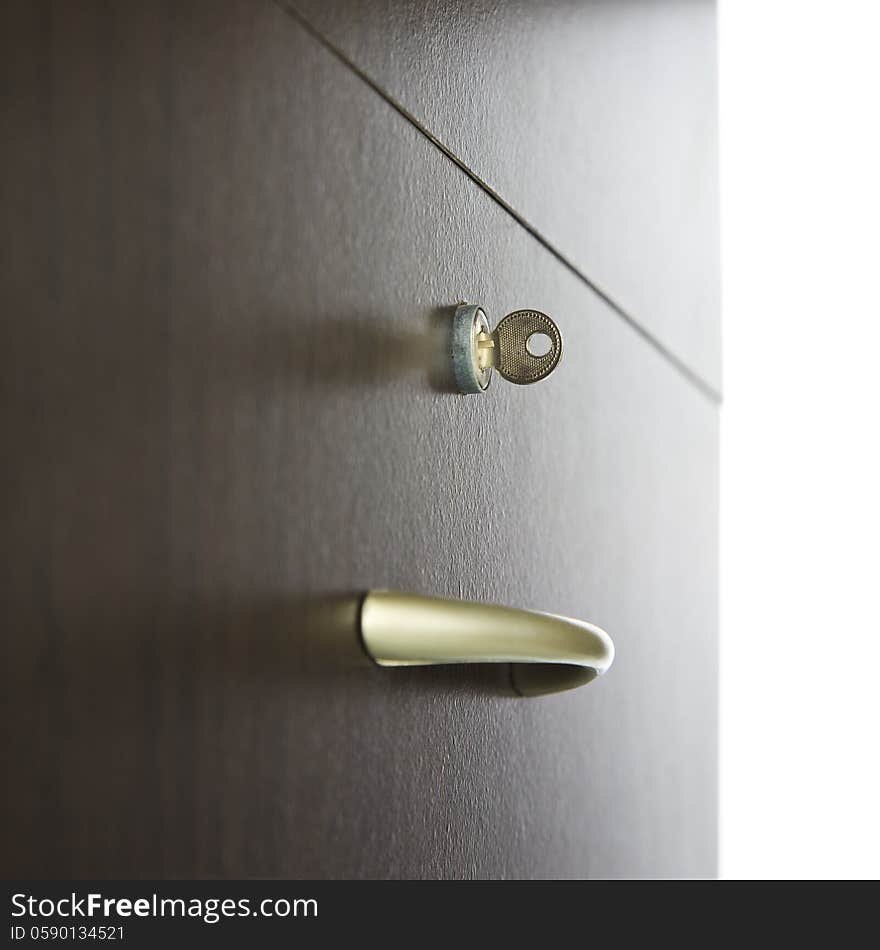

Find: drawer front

[2,0,717,878]
[288,0,721,392]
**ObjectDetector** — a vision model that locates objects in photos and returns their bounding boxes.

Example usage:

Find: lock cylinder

[451,303,562,394]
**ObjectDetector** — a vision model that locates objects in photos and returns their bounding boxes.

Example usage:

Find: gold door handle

[359,591,614,697]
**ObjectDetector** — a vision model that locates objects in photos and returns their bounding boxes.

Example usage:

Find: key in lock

[451,303,563,393]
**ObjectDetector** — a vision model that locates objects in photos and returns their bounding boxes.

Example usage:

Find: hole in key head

[526,332,553,357]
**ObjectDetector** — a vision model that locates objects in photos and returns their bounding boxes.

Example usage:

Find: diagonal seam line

[273,0,722,405]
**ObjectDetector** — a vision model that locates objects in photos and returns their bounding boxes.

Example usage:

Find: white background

[719,0,880,878]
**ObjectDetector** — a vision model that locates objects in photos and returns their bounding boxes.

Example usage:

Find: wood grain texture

[287,0,722,394]
[1,0,717,878]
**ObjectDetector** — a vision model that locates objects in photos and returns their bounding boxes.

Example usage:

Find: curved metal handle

[359,591,614,697]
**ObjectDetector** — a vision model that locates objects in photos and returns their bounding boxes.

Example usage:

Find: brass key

[452,304,563,393]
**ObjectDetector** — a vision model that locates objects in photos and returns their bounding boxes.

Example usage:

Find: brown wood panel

[286,0,722,393]
[1,0,717,878]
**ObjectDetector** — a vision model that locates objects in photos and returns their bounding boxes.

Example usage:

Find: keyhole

[526,332,553,357]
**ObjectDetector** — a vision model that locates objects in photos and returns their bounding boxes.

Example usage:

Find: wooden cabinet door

[2,0,718,878]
